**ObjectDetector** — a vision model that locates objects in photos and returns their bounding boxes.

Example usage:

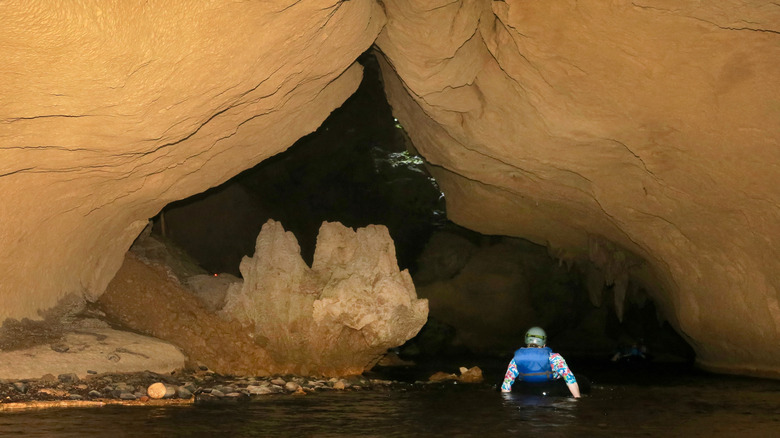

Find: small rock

[13,382,27,393]
[68,394,83,400]
[428,372,458,382]
[115,382,133,392]
[119,393,136,400]
[38,388,68,397]
[76,384,88,390]
[284,382,300,392]
[87,370,98,375]
[88,390,102,398]
[58,373,79,383]
[458,366,484,383]
[271,378,286,386]
[292,387,306,396]
[147,382,167,399]
[40,374,57,383]
[139,395,150,402]
[177,386,193,399]
[332,381,346,390]
[246,385,274,395]
[198,365,209,371]
[50,343,70,353]
[210,389,225,398]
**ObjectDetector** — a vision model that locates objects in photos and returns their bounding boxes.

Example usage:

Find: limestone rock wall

[375,0,780,377]
[0,0,385,321]
[221,220,428,376]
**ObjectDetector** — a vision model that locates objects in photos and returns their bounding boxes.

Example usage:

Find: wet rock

[458,366,484,383]
[176,386,193,399]
[284,381,300,392]
[68,394,83,400]
[210,389,225,398]
[270,378,286,386]
[332,380,346,390]
[119,392,136,400]
[88,390,102,398]
[428,372,458,382]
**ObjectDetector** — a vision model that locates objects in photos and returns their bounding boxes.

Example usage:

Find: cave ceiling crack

[3,114,91,123]
[630,2,780,35]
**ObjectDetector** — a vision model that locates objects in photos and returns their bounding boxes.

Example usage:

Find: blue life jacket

[513,347,554,383]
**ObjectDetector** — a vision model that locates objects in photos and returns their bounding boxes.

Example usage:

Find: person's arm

[500,359,519,392]
[549,353,581,398]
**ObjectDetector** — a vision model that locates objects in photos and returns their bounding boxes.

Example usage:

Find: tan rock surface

[1,0,779,379]
[98,253,277,376]
[0,0,386,321]
[376,1,780,377]
[221,220,428,376]
[0,327,185,381]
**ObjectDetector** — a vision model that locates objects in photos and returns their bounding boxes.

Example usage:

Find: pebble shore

[0,367,409,410]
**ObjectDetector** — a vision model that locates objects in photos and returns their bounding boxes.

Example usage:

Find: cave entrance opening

[148,51,445,278]
[140,50,694,373]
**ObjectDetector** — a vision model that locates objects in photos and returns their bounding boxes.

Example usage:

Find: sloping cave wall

[375,0,780,377]
[0,0,386,320]
[0,0,778,378]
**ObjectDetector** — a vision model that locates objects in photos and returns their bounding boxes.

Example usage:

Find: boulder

[221,220,428,376]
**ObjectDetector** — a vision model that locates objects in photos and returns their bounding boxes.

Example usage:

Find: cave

[1,0,779,392]
[140,51,695,367]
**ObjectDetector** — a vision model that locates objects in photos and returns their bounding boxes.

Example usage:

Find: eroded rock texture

[221,220,428,376]
[375,0,780,376]
[0,0,385,321]
[98,253,276,376]
[2,0,779,378]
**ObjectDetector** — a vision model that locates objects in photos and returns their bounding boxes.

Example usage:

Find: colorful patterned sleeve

[501,358,519,391]
[549,353,577,384]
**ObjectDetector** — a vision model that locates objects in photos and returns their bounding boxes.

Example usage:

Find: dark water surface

[2,363,779,437]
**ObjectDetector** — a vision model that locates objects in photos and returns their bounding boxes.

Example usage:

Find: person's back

[500,327,581,398]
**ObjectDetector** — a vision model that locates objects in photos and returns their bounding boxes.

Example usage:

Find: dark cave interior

[148,51,694,365]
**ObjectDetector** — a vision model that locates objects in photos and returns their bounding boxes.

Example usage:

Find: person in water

[500,326,581,398]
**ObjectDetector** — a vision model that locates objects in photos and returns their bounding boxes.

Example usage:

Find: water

[2,362,779,437]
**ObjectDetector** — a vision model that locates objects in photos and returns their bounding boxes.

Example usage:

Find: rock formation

[0,0,385,321]
[1,0,779,378]
[221,220,428,376]
[98,253,276,376]
[375,0,780,377]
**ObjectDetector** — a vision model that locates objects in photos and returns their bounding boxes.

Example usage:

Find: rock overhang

[1,0,779,378]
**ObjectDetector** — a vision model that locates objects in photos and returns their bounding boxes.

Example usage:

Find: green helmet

[525,326,547,347]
